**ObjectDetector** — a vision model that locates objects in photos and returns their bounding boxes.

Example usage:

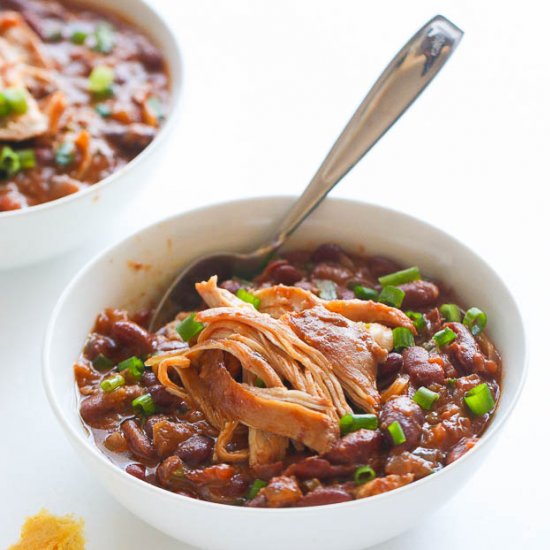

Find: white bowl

[43,197,527,550]
[0,0,183,269]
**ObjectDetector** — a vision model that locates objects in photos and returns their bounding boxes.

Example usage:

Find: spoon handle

[261,15,463,253]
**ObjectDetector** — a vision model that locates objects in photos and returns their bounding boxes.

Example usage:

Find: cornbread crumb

[9,509,85,550]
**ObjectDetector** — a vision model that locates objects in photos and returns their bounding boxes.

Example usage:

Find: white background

[1,0,548,548]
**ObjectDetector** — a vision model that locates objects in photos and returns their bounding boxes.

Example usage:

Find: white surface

[43,197,527,550]
[0,0,183,268]
[0,0,548,548]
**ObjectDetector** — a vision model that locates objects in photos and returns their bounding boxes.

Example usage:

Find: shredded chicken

[150,278,410,465]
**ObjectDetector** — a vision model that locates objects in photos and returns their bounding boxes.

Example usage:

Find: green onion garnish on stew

[354,465,376,484]
[0,92,9,117]
[132,393,156,416]
[100,374,125,393]
[433,326,457,348]
[464,383,495,416]
[413,386,440,410]
[88,65,115,96]
[236,288,261,309]
[378,266,420,287]
[406,311,426,331]
[440,303,461,322]
[378,285,405,308]
[339,413,378,435]
[17,149,36,169]
[463,307,487,336]
[117,356,145,379]
[93,23,115,54]
[247,479,267,499]
[71,30,88,44]
[392,327,415,351]
[95,103,112,117]
[55,142,76,167]
[387,420,406,445]
[353,285,379,301]
[176,313,205,342]
[92,354,113,372]
[2,88,28,115]
[0,146,21,177]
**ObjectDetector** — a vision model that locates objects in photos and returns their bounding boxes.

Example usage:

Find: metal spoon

[150,15,463,330]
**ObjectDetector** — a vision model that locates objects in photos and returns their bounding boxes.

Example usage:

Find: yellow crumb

[9,509,85,550]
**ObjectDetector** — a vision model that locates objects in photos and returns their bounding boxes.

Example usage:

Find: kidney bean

[368,256,401,278]
[110,320,154,355]
[175,434,214,466]
[80,385,142,427]
[152,420,194,457]
[311,263,354,285]
[402,346,445,386]
[105,124,157,155]
[83,334,117,361]
[399,281,440,308]
[121,419,157,460]
[445,322,486,374]
[377,352,403,380]
[296,486,353,507]
[149,384,184,409]
[140,371,158,387]
[285,457,355,479]
[143,414,170,438]
[269,263,303,285]
[324,429,383,465]
[126,463,146,481]
[311,243,345,263]
[380,396,424,451]
[252,461,285,480]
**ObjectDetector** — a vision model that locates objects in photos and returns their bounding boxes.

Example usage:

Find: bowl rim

[0,0,184,220]
[42,195,529,514]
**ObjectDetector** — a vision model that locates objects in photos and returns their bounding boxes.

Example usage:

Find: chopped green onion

[95,103,112,117]
[236,288,261,309]
[392,327,415,351]
[0,93,10,117]
[387,420,406,446]
[94,23,115,54]
[464,383,495,416]
[176,313,204,342]
[17,149,36,169]
[92,354,113,372]
[254,377,266,388]
[132,393,156,416]
[406,311,426,331]
[378,266,421,287]
[446,377,458,387]
[354,465,376,484]
[146,96,164,120]
[440,303,461,322]
[353,285,379,301]
[0,146,21,177]
[315,279,338,300]
[100,374,125,392]
[2,88,28,115]
[247,479,267,499]
[433,326,457,348]
[71,30,88,44]
[378,285,405,308]
[55,142,76,167]
[463,307,487,337]
[117,356,145,379]
[413,386,440,410]
[88,65,115,96]
[339,413,378,435]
